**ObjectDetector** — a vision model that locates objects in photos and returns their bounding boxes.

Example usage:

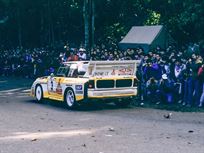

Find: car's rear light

[133,78,139,87]
[88,80,95,88]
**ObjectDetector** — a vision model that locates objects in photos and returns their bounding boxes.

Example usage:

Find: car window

[56,67,70,77]
[56,63,86,78]
[67,68,77,77]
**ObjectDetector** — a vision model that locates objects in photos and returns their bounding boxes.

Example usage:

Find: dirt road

[0,77,204,153]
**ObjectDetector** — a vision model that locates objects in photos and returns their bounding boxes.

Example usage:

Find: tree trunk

[48,0,54,47]
[91,0,95,48]
[40,8,45,46]
[83,0,89,49]
[17,7,22,47]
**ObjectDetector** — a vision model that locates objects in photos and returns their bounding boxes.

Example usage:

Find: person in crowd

[67,50,79,61]
[146,77,160,104]
[170,59,185,103]
[0,41,203,109]
[198,63,204,107]
[78,48,87,61]
[160,74,174,104]
[151,60,162,81]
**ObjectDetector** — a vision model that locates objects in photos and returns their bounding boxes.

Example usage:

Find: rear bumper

[87,88,137,99]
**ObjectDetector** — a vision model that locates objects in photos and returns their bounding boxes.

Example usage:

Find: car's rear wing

[84,60,141,78]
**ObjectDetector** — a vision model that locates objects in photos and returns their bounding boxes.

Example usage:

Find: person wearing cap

[78,48,87,61]
[160,74,174,104]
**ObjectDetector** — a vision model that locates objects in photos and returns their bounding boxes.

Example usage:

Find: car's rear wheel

[35,85,43,102]
[64,88,77,109]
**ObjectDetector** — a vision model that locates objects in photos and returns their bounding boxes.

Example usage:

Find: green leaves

[104,23,127,42]
[0,0,203,47]
[145,10,161,25]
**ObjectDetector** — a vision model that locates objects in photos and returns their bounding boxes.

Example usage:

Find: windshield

[56,63,87,78]
[56,66,70,77]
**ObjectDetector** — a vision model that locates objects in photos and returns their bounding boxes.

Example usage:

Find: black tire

[64,88,77,109]
[35,85,43,103]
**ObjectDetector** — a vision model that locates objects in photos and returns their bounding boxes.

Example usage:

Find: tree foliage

[0,0,203,48]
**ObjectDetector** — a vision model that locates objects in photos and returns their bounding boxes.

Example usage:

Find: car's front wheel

[64,88,77,109]
[35,85,43,102]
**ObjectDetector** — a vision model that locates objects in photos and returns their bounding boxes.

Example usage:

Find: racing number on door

[48,77,56,93]
[48,77,63,95]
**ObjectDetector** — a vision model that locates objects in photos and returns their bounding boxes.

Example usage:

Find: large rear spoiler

[84,60,141,77]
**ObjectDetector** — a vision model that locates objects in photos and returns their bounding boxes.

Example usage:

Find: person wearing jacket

[198,63,204,107]
[185,57,202,107]
[160,74,175,103]
[146,77,160,103]
[170,59,185,103]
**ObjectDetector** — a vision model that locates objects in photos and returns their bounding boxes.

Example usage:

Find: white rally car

[31,60,140,109]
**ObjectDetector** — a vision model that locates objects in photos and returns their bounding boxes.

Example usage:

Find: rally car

[30,60,140,109]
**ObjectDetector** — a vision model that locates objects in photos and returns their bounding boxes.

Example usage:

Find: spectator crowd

[0,42,204,108]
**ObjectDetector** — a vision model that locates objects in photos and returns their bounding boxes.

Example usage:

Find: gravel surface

[0,77,204,153]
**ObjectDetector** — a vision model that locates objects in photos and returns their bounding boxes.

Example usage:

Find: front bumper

[30,87,35,97]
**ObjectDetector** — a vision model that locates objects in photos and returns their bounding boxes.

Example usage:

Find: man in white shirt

[78,48,87,61]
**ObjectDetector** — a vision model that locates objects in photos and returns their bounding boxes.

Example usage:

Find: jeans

[200,83,204,106]
[183,79,188,104]
[160,91,173,103]
[185,77,202,106]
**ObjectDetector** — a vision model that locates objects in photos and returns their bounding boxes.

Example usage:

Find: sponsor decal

[93,72,109,76]
[76,91,83,94]
[92,65,134,77]
[56,79,62,94]
[75,85,83,90]
[118,68,133,75]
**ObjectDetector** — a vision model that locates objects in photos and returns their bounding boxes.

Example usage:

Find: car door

[48,76,64,96]
[47,76,57,95]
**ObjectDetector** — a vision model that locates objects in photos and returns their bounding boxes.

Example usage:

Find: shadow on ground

[25,99,135,112]
[26,98,204,113]
[1,76,204,112]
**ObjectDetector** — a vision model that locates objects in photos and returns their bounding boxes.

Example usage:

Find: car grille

[97,80,114,88]
[116,79,132,87]
[96,79,133,89]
